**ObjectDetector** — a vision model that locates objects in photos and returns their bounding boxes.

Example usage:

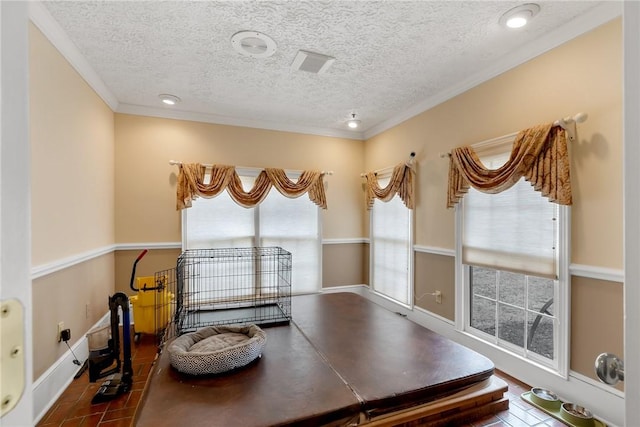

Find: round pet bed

[168,324,267,375]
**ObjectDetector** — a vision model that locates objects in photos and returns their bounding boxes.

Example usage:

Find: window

[469,266,558,363]
[456,148,569,375]
[370,176,413,305]
[183,171,321,295]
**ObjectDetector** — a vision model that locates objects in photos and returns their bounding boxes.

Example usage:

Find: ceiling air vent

[291,50,335,74]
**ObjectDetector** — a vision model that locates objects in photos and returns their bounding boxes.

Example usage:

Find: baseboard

[33,312,110,424]
[321,284,368,296]
[413,305,455,326]
[322,238,368,245]
[359,292,624,427]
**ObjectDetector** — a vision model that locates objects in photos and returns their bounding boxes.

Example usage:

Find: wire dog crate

[158,247,292,341]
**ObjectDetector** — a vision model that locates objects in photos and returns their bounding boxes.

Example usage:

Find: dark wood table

[135,292,500,426]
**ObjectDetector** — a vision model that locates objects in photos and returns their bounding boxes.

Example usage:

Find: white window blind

[371,177,412,305]
[462,154,558,279]
[183,190,255,249]
[259,188,320,294]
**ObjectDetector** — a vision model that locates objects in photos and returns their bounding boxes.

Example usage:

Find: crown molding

[28,0,362,140]
[28,1,119,111]
[364,2,623,140]
[117,104,364,141]
[26,1,622,143]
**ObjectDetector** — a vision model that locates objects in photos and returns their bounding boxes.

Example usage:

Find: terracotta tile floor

[37,333,158,427]
[37,335,568,427]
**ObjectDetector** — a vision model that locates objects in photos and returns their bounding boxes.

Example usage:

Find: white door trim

[624,2,640,425]
[0,1,33,425]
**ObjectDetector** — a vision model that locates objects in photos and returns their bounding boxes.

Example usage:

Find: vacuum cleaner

[88,250,147,404]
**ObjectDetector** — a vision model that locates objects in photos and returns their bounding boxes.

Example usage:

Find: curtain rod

[168,160,333,175]
[439,112,588,158]
[360,152,416,177]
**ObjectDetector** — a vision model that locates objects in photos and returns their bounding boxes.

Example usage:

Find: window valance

[447,123,572,208]
[364,161,415,210]
[177,163,327,210]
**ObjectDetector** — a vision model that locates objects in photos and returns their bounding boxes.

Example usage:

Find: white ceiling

[36,1,621,140]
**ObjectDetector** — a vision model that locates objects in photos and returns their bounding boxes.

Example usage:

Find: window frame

[453,146,570,378]
[181,168,322,295]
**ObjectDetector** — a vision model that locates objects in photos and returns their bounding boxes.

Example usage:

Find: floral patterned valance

[177,163,327,210]
[447,123,571,208]
[364,162,415,210]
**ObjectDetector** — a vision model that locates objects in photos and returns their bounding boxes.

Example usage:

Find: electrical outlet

[435,290,442,304]
[57,321,64,342]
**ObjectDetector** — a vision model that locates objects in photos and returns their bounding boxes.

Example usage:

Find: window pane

[527,313,554,360]
[498,271,525,307]
[527,276,555,314]
[471,296,495,336]
[371,193,411,305]
[183,174,320,296]
[498,304,525,347]
[184,191,255,249]
[470,266,496,298]
[260,188,319,294]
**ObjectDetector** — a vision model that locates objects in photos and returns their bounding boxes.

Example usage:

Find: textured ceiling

[40,1,619,139]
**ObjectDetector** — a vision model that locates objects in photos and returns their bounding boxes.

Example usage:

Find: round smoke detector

[231,31,277,58]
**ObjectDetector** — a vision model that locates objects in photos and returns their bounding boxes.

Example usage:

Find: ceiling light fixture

[347,113,361,129]
[499,3,540,29]
[231,31,277,58]
[159,94,181,105]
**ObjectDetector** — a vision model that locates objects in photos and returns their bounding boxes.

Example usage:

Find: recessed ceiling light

[499,4,540,29]
[347,113,361,129]
[159,94,181,105]
[231,31,277,58]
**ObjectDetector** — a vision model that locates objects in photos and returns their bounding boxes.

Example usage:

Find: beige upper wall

[365,19,623,269]
[114,114,365,243]
[30,24,115,265]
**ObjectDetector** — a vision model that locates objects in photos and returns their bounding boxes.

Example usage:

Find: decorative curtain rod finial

[554,112,588,142]
[439,112,588,159]
[574,112,588,123]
